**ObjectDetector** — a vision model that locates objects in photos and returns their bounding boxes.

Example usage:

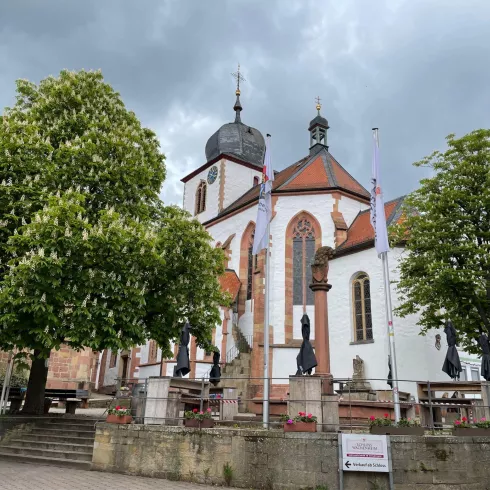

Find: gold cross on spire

[315,96,322,113]
[231,63,246,96]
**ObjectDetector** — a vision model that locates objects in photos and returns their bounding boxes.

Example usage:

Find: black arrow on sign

[345,461,351,469]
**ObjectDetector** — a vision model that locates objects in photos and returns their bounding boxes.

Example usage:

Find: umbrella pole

[263,222,271,429]
[382,251,401,423]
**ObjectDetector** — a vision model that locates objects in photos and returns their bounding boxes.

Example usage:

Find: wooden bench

[0,386,26,413]
[416,381,482,428]
[44,389,89,414]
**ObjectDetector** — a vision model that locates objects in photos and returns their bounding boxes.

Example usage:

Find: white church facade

[121,89,480,406]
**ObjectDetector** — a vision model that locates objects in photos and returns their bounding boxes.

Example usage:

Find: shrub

[108,405,131,417]
[184,407,213,421]
[280,411,318,424]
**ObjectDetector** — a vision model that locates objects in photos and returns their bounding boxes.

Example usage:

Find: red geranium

[384,413,389,418]
[115,406,121,410]
[193,408,198,413]
[462,416,468,422]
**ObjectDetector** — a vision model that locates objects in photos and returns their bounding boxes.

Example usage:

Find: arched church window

[246,229,255,300]
[292,218,315,308]
[195,180,207,215]
[352,272,373,341]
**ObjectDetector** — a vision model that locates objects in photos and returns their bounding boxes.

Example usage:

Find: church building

[113,86,480,410]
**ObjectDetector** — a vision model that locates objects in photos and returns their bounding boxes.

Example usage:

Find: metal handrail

[225,334,253,364]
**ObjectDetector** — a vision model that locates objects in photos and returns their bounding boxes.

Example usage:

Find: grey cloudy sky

[1,0,489,205]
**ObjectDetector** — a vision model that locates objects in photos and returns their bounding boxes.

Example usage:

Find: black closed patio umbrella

[209,350,221,386]
[295,313,317,375]
[442,320,462,380]
[173,322,192,377]
[387,355,393,389]
[478,332,490,381]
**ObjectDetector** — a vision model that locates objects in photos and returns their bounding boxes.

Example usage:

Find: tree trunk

[22,350,50,415]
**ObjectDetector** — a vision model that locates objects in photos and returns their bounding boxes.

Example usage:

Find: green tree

[0,70,225,413]
[393,129,490,354]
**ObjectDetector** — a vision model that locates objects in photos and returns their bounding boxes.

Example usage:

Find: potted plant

[282,412,318,432]
[453,417,490,436]
[369,414,424,435]
[184,408,214,429]
[106,405,133,424]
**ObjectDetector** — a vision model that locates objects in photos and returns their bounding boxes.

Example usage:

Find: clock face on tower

[207,165,218,184]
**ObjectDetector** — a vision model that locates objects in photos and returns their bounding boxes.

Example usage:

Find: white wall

[183,158,262,224]
[269,193,336,345]
[222,161,262,209]
[272,347,299,381]
[338,196,368,227]
[138,363,160,380]
[183,160,222,222]
[327,246,449,395]
[206,204,258,273]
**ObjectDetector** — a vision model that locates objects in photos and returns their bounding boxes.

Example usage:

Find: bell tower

[309,96,329,155]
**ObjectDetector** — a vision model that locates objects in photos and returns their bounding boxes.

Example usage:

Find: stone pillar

[144,377,179,425]
[309,246,334,394]
[220,388,239,421]
[289,376,323,430]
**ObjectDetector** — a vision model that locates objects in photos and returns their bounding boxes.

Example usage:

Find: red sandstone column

[309,246,334,394]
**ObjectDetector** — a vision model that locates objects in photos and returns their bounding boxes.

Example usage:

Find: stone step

[29,427,96,438]
[35,422,97,431]
[15,434,95,445]
[8,439,94,453]
[0,445,93,462]
[0,451,92,470]
[9,416,99,426]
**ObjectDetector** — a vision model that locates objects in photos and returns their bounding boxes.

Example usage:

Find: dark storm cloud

[1,0,489,204]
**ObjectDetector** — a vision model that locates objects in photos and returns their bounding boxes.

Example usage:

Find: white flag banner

[370,129,389,256]
[253,135,274,255]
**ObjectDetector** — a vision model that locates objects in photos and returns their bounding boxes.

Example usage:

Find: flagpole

[382,251,401,423]
[252,133,273,429]
[372,127,400,423]
[263,222,271,429]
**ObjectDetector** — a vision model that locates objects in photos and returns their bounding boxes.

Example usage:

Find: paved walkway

[0,461,228,489]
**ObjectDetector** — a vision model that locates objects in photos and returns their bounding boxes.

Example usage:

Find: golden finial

[315,96,322,113]
[231,63,246,96]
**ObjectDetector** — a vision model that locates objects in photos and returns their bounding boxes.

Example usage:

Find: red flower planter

[184,418,214,429]
[370,426,424,436]
[106,414,132,424]
[284,422,317,433]
[453,428,490,436]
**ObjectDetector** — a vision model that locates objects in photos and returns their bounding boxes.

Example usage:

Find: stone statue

[345,355,372,391]
[310,246,334,287]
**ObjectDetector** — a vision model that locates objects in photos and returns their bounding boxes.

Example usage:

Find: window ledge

[349,340,375,345]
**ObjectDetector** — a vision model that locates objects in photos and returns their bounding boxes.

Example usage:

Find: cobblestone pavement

[0,460,229,489]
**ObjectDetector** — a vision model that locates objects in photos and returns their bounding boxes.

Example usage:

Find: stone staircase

[221,352,252,412]
[0,417,98,469]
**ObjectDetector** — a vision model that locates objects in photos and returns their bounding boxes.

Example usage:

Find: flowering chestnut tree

[0,70,225,413]
[393,130,490,354]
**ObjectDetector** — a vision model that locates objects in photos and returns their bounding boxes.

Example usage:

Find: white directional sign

[341,434,389,473]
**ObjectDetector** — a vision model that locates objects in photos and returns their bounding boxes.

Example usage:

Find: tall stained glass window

[246,229,255,300]
[352,272,373,341]
[195,180,207,215]
[292,218,316,308]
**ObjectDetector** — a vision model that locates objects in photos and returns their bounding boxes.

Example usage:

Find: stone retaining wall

[93,424,490,489]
